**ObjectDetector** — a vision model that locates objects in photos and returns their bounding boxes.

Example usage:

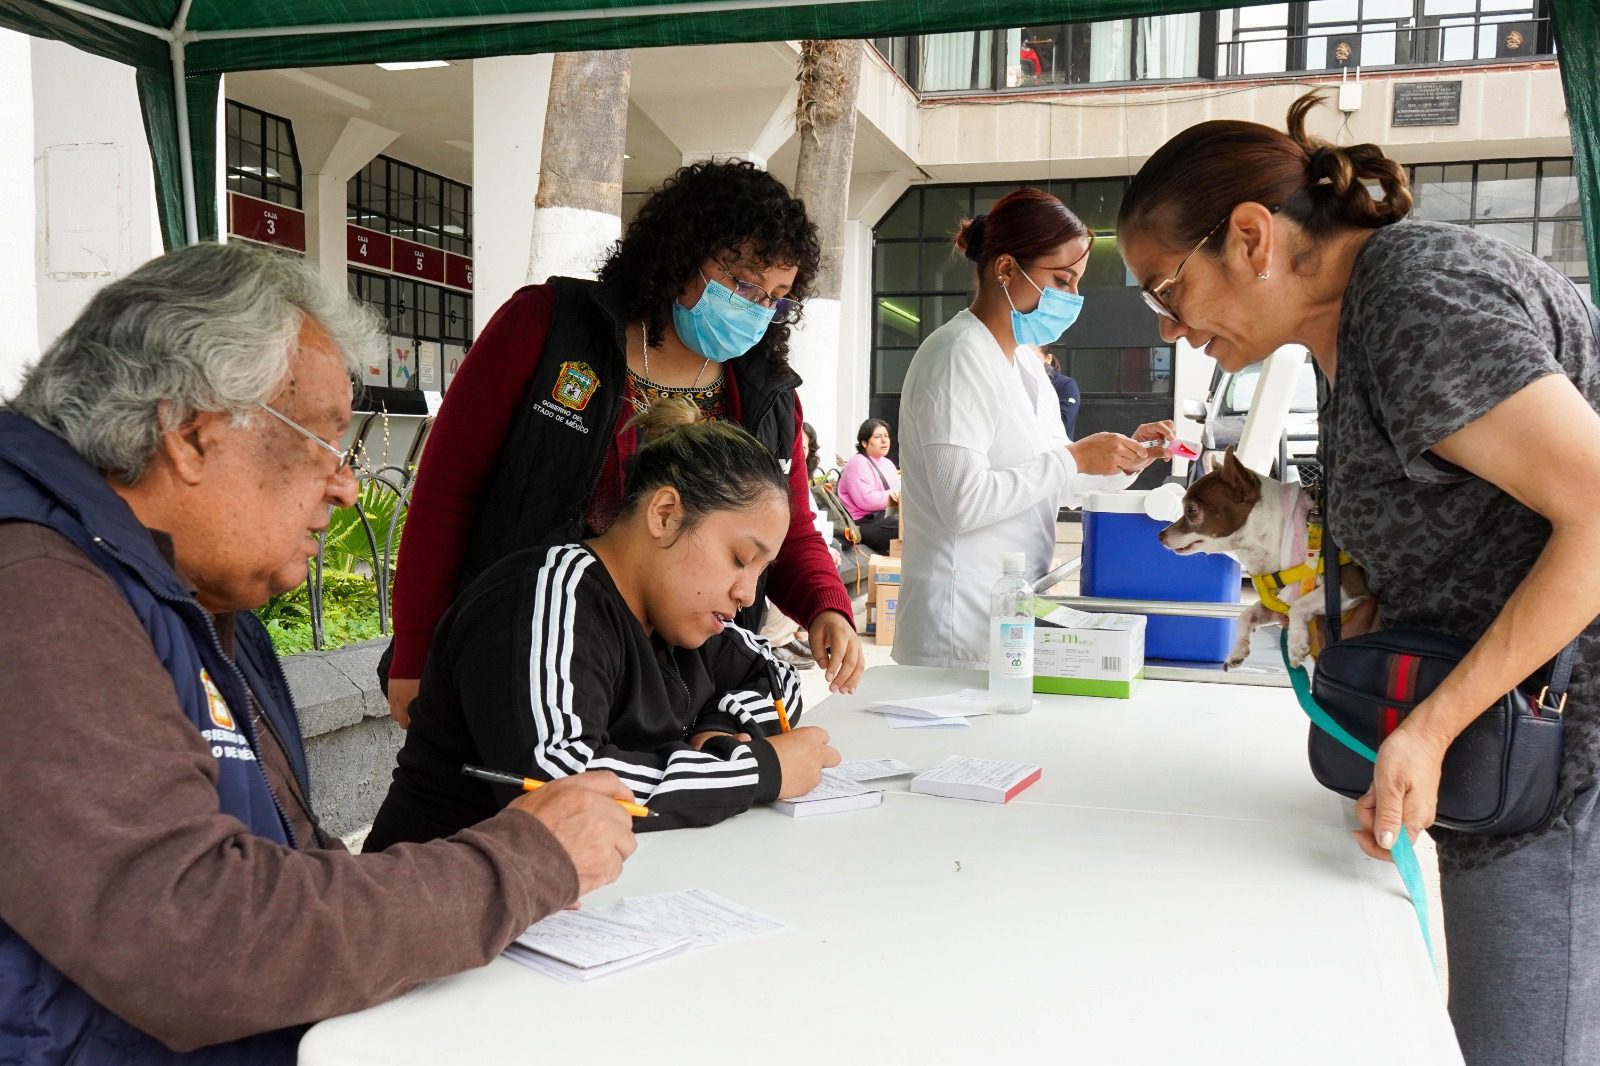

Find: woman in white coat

[894,188,1172,669]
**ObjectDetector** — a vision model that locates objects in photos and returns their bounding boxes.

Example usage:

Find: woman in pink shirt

[838,419,901,552]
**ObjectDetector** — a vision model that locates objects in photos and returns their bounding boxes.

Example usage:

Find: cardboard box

[887,538,903,558]
[873,583,899,646]
[867,554,902,597]
[1032,609,1145,698]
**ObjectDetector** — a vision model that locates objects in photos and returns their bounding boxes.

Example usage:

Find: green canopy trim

[1553,0,1600,297]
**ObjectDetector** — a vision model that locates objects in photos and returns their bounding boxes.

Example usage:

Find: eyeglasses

[257,403,357,474]
[1140,213,1231,325]
[713,264,801,324]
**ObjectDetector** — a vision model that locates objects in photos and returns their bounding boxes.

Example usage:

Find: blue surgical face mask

[1006,269,1084,347]
[672,273,778,364]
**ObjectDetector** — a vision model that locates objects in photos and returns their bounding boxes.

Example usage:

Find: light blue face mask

[1006,269,1084,347]
[672,273,778,364]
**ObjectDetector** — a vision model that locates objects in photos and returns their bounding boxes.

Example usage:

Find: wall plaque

[1392,81,1463,127]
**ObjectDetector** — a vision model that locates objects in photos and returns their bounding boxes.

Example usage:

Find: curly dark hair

[597,160,821,375]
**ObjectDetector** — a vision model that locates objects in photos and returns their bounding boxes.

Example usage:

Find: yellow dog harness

[1250,521,1353,616]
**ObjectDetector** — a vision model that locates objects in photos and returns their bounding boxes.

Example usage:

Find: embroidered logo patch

[200,669,235,730]
[553,361,599,412]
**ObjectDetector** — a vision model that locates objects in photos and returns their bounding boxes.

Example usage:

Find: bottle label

[991,620,1034,678]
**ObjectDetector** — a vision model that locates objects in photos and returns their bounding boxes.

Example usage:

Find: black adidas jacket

[367,541,803,846]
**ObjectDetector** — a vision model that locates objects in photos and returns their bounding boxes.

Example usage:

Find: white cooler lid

[1085,490,1150,514]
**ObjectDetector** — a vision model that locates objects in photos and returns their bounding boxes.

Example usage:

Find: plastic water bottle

[988,551,1034,713]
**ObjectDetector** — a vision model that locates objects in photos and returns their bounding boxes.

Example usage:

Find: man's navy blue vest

[0,413,308,1064]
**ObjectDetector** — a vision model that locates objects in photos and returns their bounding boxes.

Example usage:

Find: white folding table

[298,667,1461,1066]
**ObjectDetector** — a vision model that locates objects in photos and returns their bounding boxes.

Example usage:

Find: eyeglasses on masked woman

[713,262,801,325]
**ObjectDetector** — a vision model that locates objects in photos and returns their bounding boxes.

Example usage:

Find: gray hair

[7,241,383,484]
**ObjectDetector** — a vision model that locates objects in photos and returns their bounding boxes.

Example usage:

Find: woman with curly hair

[383,161,864,726]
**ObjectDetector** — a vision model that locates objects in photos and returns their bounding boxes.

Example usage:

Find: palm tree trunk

[789,39,865,463]
[527,50,632,283]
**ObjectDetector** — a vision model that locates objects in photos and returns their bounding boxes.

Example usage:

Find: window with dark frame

[1408,157,1587,281]
[225,101,302,208]
[347,155,472,256]
[870,0,1548,91]
[345,156,475,391]
[869,180,1172,402]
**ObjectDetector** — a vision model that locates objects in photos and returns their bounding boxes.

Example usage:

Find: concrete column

[472,54,553,317]
[305,174,347,284]
[834,219,874,466]
[294,116,399,288]
[0,30,38,397]
[29,39,160,357]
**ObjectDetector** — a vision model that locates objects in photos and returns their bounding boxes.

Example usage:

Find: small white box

[1032,611,1145,699]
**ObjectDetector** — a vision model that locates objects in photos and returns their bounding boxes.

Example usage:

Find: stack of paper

[832,757,917,782]
[605,888,787,947]
[908,756,1042,804]
[505,889,786,983]
[866,688,996,728]
[772,769,885,817]
[504,911,693,983]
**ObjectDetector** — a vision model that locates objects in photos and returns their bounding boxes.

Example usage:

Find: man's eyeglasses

[257,403,358,474]
[1140,213,1230,325]
[714,264,801,325]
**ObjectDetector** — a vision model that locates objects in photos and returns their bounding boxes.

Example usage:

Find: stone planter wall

[279,638,402,840]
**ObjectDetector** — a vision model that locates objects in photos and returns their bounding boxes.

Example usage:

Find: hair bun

[1308,145,1333,184]
[958,215,987,263]
[626,396,700,440]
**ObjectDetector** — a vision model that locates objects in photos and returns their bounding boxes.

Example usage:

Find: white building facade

[2,5,1579,467]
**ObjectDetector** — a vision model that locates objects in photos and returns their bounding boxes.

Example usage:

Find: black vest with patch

[461,277,801,631]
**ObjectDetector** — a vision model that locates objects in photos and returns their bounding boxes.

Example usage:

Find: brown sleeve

[0,523,578,1052]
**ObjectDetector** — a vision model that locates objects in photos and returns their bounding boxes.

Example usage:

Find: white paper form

[868,688,995,718]
[883,713,971,729]
[512,910,691,969]
[505,940,694,985]
[784,770,878,802]
[913,756,1036,790]
[604,888,788,947]
[833,757,917,781]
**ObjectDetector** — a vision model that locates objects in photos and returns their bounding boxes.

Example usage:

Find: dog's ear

[1219,447,1262,499]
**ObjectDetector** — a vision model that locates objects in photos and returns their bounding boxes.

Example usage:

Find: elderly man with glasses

[0,243,637,1063]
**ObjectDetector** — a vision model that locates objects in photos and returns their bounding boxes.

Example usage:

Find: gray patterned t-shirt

[1324,219,1600,873]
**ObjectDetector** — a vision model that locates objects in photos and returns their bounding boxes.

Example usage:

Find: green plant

[321,481,407,575]
[254,480,407,655]
[258,568,390,656]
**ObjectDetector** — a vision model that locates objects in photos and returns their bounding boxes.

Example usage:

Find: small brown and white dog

[1158,449,1370,669]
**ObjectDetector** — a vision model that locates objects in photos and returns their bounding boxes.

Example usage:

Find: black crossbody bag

[1308,562,1570,833]
[1306,290,1598,835]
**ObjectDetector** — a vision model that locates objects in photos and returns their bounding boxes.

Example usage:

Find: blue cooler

[1080,490,1240,663]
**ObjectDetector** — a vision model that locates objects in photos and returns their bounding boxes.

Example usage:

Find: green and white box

[1031,603,1146,699]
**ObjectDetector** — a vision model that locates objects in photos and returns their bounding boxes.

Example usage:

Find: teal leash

[1280,630,1435,963]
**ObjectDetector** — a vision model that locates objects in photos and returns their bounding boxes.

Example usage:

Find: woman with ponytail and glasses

[383,162,864,732]
[1119,91,1600,1063]
[893,187,1174,670]
[365,399,842,847]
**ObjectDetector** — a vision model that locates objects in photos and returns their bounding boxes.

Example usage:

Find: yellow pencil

[773,697,792,733]
[460,763,656,818]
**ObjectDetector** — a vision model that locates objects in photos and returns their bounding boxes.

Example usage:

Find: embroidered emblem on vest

[553,361,600,411]
[199,668,235,729]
